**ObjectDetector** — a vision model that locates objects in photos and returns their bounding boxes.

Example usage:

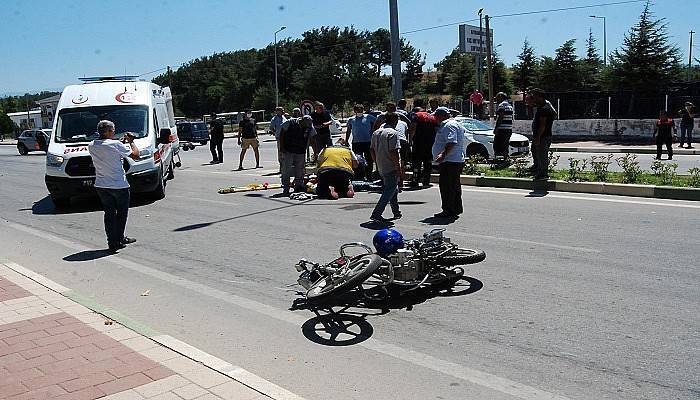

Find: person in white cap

[431,107,466,219]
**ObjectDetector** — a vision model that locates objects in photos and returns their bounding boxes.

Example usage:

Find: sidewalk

[0,261,300,400]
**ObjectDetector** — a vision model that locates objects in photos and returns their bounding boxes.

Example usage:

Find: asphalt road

[0,139,698,400]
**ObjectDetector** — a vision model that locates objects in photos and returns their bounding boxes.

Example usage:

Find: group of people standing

[653,102,695,160]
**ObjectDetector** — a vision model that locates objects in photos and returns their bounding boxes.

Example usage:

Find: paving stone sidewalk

[0,263,270,400]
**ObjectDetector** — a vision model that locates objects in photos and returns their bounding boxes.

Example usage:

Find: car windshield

[193,123,207,131]
[177,124,191,133]
[459,118,492,132]
[55,105,149,143]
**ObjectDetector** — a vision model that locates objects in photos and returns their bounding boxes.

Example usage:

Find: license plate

[82,179,94,187]
[517,147,529,153]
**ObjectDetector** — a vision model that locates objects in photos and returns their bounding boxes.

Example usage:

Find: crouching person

[316,140,358,199]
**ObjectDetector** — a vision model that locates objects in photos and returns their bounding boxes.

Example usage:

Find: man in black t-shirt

[678,102,694,148]
[236,110,260,170]
[279,115,315,195]
[208,113,224,164]
[311,102,333,155]
[529,88,557,180]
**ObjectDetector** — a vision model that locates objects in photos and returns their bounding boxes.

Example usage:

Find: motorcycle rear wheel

[436,248,486,265]
[306,254,384,302]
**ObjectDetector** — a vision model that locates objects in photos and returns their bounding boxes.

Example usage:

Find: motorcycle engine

[389,249,423,282]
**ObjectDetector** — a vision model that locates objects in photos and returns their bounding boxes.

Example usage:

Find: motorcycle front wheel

[436,247,486,265]
[306,254,384,302]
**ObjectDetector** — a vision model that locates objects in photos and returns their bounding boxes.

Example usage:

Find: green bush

[616,154,643,184]
[650,160,678,185]
[512,157,531,177]
[688,167,700,187]
[590,154,614,182]
[566,158,588,182]
[548,151,560,173]
[464,155,484,175]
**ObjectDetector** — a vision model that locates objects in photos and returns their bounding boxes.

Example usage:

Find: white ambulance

[45,76,180,207]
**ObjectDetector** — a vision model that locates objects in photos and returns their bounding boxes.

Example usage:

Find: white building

[8,109,42,130]
[36,94,61,128]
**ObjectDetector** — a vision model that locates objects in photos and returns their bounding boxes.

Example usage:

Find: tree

[489,50,514,95]
[434,49,475,97]
[0,112,16,136]
[534,39,582,92]
[607,1,681,91]
[579,29,603,90]
[511,38,538,92]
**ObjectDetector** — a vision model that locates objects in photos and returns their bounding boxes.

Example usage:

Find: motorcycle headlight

[46,153,64,167]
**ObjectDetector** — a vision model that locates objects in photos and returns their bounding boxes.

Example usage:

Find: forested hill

[153,26,424,117]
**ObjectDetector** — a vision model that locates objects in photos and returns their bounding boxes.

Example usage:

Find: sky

[0,0,698,95]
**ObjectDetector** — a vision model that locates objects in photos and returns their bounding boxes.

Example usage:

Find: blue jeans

[371,171,400,218]
[680,124,693,146]
[95,187,130,247]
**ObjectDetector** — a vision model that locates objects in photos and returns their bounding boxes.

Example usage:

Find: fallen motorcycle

[293,228,485,302]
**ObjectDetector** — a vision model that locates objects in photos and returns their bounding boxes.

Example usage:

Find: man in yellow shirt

[316,141,358,199]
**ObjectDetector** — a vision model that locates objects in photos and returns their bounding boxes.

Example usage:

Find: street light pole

[273,26,286,107]
[389,0,403,101]
[589,15,607,66]
[689,30,695,81]
[477,8,484,92]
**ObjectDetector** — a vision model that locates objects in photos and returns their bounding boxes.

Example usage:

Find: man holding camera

[88,120,139,252]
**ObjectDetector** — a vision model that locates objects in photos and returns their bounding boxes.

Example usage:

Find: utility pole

[167,66,173,88]
[389,0,403,101]
[485,15,495,120]
[477,8,484,92]
[689,30,695,81]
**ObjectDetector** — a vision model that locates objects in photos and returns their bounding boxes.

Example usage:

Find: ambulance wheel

[167,160,175,180]
[151,166,166,199]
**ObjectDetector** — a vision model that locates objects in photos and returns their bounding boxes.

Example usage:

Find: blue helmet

[373,229,404,256]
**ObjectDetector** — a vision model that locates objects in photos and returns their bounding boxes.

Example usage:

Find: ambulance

[44,76,180,207]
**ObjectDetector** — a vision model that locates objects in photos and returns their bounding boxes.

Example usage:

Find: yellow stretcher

[218,182,282,194]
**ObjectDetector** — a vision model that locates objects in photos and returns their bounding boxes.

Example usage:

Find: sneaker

[688,145,694,149]
[433,211,453,218]
[121,237,136,245]
[256,165,263,168]
[370,215,393,224]
[393,212,402,220]
[210,160,219,164]
[235,166,243,171]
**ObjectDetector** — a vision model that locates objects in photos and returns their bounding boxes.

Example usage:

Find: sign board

[459,24,494,55]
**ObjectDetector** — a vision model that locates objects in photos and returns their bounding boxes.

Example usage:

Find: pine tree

[607,1,681,91]
[511,38,537,92]
[580,29,603,90]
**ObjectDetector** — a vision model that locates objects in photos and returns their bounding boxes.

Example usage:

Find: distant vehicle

[176,121,209,150]
[17,129,50,155]
[454,117,530,160]
[45,76,180,207]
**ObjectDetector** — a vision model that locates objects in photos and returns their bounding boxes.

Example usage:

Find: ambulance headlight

[137,148,152,160]
[46,153,64,167]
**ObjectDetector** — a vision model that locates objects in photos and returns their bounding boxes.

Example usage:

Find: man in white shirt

[88,120,139,252]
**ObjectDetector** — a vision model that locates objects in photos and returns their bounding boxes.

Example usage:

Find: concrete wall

[512,119,700,140]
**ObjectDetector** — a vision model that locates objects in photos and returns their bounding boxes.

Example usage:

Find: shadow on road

[419,215,459,225]
[28,195,157,215]
[173,198,315,231]
[526,190,549,197]
[290,276,483,346]
[63,249,114,262]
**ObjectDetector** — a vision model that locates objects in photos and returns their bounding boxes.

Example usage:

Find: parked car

[176,121,209,150]
[454,117,530,160]
[17,129,51,155]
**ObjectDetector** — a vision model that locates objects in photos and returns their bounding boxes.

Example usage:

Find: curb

[2,260,306,400]
[453,175,700,201]
[551,146,699,155]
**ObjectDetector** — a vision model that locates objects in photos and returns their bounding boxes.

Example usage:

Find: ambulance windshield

[55,105,149,143]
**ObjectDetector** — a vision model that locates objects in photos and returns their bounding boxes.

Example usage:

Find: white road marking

[169,195,238,207]
[402,224,600,254]
[6,220,572,400]
[461,187,700,209]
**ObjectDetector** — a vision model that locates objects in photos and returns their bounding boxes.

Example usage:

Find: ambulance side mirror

[158,128,171,144]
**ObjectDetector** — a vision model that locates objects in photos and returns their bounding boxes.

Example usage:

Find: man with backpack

[279,111,315,195]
